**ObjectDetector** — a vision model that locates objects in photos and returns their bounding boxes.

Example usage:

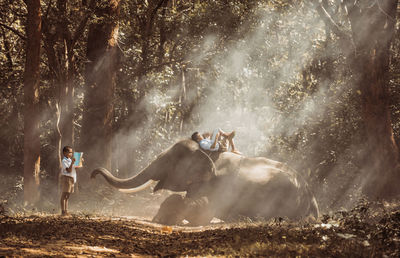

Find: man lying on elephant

[191,128,241,154]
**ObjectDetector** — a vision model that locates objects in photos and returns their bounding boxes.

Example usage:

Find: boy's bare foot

[232,149,242,155]
[61,211,70,216]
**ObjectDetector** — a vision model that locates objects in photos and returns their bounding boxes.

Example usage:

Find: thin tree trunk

[23,0,41,205]
[179,68,186,133]
[81,0,120,173]
[57,0,74,148]
[59,51,74,148]
[116,1,166,174]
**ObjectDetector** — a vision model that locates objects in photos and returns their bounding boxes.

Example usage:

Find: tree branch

[0,22,26,40]
[313,1,355,55]
[1,27,14,69]
[315,2,347,39]
[69,0,97,52]
[41,15,60,79]
[136,59,184,77]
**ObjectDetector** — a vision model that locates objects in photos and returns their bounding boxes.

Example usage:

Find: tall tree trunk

[23,0,41,205]
[359,49,400,198]
[316,0,400,199]
[346,1,400,198]
[81,0,120,173]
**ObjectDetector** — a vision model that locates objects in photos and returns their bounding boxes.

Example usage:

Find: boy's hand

[72,157,76,163]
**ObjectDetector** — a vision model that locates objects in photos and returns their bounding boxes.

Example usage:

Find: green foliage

[0,0,26,168]
[0,0,399,208]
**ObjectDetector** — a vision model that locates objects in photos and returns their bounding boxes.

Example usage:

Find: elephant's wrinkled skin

[91,139,319,225]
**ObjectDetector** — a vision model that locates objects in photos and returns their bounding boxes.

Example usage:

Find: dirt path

[1,205,399,257]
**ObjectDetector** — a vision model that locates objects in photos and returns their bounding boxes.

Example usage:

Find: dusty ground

[0,171,399,257]
[1,199,399,257]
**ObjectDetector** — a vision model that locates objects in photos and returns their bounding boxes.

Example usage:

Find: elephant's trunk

[118,180,154,193]
[91,167,153,189]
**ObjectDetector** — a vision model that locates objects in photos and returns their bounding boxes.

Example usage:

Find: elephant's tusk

[118,180,155,193]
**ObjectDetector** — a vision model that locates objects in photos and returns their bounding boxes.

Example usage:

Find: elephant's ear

[186,149,216,183]
[153,141,216,192]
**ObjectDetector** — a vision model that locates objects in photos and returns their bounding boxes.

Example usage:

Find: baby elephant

[153,194,213,226]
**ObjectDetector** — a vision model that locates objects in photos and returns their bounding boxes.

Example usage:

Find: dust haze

[49,3,379,220]
[82,4,301,221]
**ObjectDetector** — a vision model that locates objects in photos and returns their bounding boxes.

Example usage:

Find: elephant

[91,139,319,225]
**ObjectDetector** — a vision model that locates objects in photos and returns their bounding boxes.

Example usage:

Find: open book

[73,152,83,168]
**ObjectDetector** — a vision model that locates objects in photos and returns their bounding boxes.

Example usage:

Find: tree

[315,0,399,198]
[41,0,96,179]
[23,0,41,204]
[81,0,121,172]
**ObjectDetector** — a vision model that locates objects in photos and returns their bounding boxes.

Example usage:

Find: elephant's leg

[153,194,214,226]
[152,194,185,225]
[182,196,214,226]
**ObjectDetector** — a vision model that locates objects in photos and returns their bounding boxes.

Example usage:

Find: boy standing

[60,146,78,216]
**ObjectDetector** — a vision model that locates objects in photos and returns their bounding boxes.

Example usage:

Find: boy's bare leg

[227,130,235,140]
[219,129,235,139]
[219,129,227,137]
[227,136,241,154]
[216,129,240,153]
[217,130,236,151]
[60,192,70,215]
[220,130,235,141]
[64,193,69,214]
[60,193,66,214]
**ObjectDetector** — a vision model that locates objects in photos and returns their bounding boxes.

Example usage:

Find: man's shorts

[61,175,74,193]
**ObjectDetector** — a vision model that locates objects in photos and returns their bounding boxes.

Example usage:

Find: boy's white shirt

[61,156,77,183]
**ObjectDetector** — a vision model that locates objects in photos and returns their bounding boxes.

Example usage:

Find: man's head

[191,132,203,142]
[63,146,73,158]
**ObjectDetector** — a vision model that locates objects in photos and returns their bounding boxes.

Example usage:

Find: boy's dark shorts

[61,175,74,193]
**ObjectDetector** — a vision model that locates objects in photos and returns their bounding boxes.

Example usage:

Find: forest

[1,0,400,256]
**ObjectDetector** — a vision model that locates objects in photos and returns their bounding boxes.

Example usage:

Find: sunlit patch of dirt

[1,199,399,257]
[0,241,130,257]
